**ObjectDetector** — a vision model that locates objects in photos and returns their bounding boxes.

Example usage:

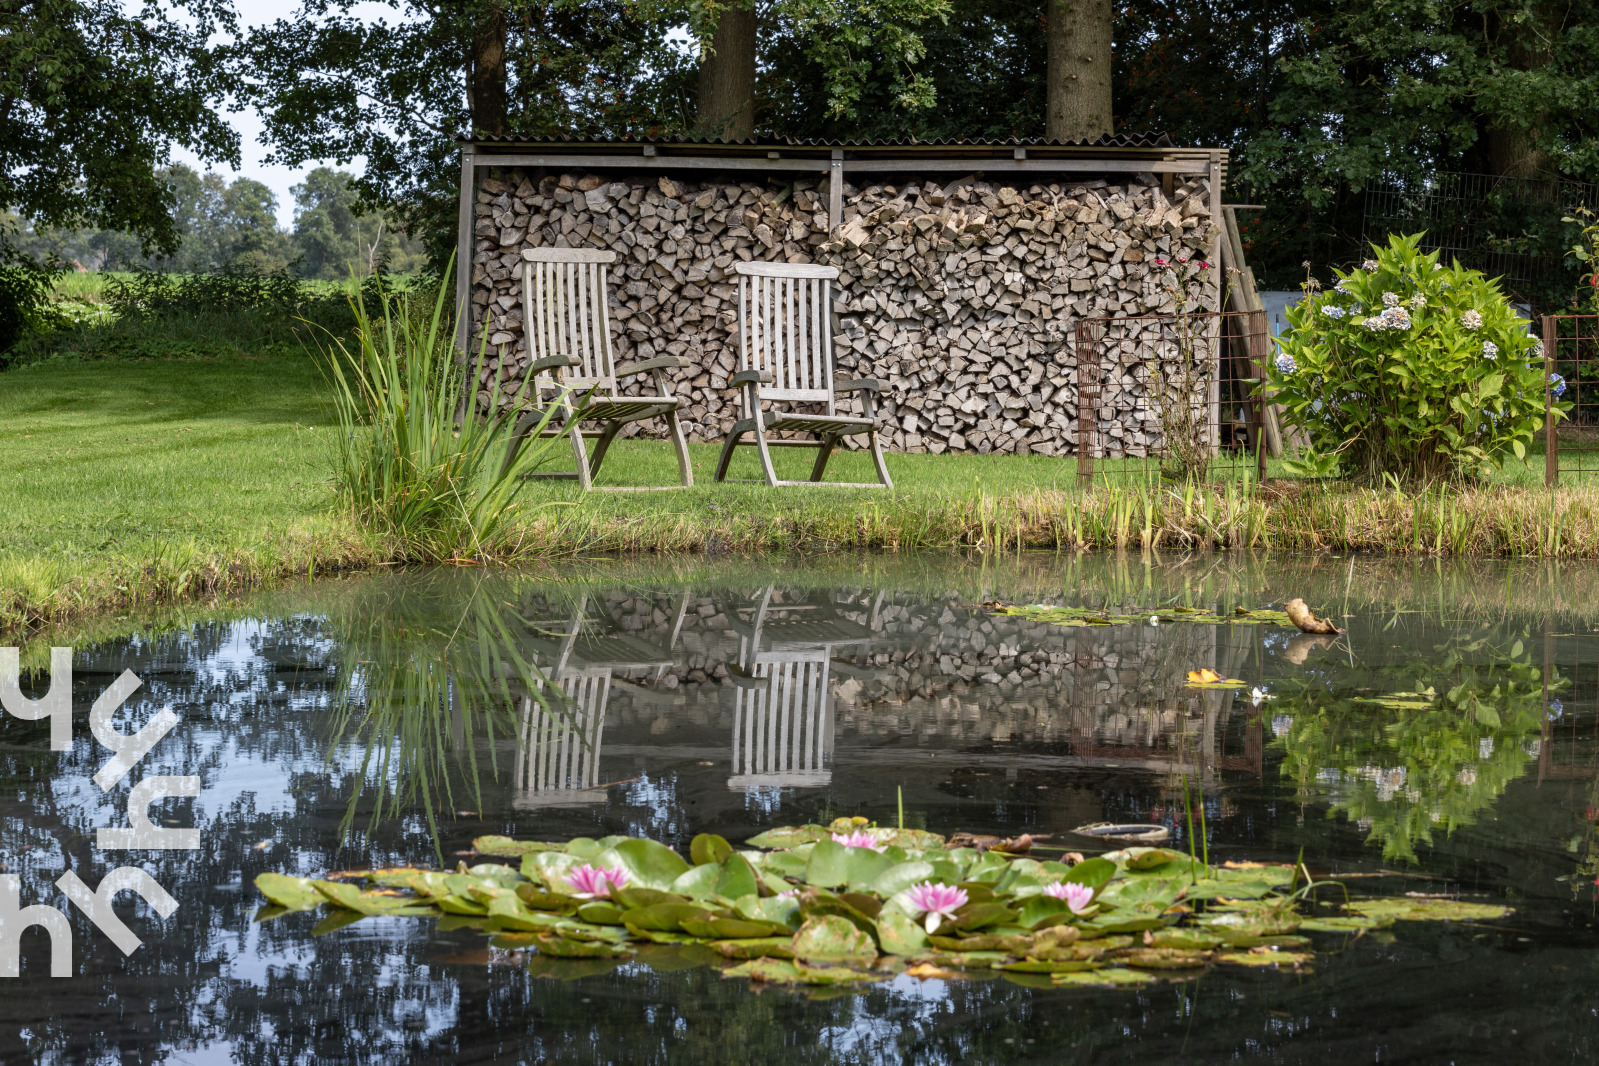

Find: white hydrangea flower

[1409,293,1427,309]
[1482,341,1498,359]
[1461,310,1483,330]
[1323,305,1347,320]
[1532,341,1545,359]
[1334,278,1353,294]
[1361,259,1379,271]
[1385,306,1412,329]
[1382,291,1400,307]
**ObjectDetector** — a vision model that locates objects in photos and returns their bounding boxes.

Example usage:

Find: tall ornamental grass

[317,264,563,561]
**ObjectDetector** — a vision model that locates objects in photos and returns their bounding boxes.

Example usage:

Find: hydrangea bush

[1270,233,1564,482]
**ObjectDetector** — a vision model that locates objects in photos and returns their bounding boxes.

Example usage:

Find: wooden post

[455,146,476,355]
[828,149,844,235]
[1076,319,1096,488]
[1544,314,1558,487]
[1206,155,1223,459]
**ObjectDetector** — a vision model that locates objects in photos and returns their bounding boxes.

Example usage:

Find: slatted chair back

[733,261,838,414]
[521,247,618,392]
[729,657,833,789]
[514,674,608,807]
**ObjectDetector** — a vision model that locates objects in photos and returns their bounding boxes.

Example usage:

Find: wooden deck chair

[506,247,694,490]
[714,261,893,488]
[723,586,878,790]
[512,593,686,807]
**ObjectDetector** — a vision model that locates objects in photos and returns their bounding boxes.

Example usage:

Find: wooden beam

[829,149,843,233]
[455,148,475,354]
[479,152,830,172]
[471,150,1215,177]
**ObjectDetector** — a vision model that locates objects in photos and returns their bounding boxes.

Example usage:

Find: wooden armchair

[714,261,893,488]
[505,247,694,490]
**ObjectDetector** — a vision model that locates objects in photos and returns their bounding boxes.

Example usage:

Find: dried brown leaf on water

[947,831,1050,853]
[1284,598,1345,634]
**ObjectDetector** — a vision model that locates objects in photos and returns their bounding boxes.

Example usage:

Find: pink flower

[566,863,629,899]
[1153,257,1167,266]
[1197,260,1211,270]
[904,881,969,934]
[1176,255,1189,264]
[1044,881,1095,914]
[831,830,883,851]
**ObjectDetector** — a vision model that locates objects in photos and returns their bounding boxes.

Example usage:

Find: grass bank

[8,350,1599,639]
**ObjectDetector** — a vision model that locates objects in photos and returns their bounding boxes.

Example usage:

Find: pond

[4,554,1599,1064]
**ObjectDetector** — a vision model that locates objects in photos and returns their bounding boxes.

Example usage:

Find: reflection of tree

[1273,638,1555,862]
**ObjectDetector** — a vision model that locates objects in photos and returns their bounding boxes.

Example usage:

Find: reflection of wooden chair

[505,248,693,490]
[724,587,882,789]
[513,594,687,807]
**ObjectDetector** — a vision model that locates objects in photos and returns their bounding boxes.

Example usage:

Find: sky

[169,0,402,227]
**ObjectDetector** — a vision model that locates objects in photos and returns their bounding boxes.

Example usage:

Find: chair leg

[809,434,839,482]
[714,426,745,482]
[867,427,894,489]
[751,414,779,487]
[666,408,694,487]
[589,421,621,482]
[568,419,592,491]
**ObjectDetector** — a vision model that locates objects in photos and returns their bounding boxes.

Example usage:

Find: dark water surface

[4,554,1599,1064]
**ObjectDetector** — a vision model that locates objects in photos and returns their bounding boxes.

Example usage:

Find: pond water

[4,554,1599,1064]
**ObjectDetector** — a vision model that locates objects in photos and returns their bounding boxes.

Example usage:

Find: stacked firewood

[469,168,1218,455]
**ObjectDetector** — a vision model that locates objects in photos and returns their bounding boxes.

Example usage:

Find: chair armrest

[836,378,883,393]
[731,369,773,387]
[725,665,764,689]
[530,354,579,374]
[616,356,691,378]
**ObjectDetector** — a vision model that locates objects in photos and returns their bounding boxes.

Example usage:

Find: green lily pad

[680,916,790,939]
[535,934,634,959]
[953,902,1017,931]
[875,908,930,955]
[760,850,809,879]
[1349,898,1511,922]
[1000,959,1104,973]
[1051,967,1158,988]
[1145,929,1224,950]
[791,915,877,962]
[798,891,881,942]
[670,863,722,900]
[1216,949,1313,968]
[710,937,796,960]
[311,881,433,916]
[1062,857,1117,888]
[574,901,627,925]
[714,853,760,900]
[622,903,715,933]
[745,826,830,849]
[1120,947,1213,970]
[254,873,322,912]
[909,950,1009,969]
[515,885,578,912]
[691,833,733,866]
[736,894,801,930]
[597,838,691,891]
[1017,896,1078,930]
[1299,915,1393,933]
[310,909,365,936]
[473,835,561,857]
[611,887,689,910]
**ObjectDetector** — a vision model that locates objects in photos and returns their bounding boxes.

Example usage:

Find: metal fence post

[1544,314,1557,488]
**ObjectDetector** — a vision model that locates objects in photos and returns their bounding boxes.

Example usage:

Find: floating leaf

[310,909,365,936]
[710,937,796,959]
[669,863,721,900]
[1298,915,1392,933]
[1001,959,1104,973]
[791,915,877,962]
[691,834,733,866]
[875,909,930,955]
[745,826,830,849]
[473,836,561,857]
[736,895,801,931]
[1051,967,1158,988]
[681,916,791,940]
[1017,896,1077,930]
[874,861,936,899]
[1063,857,1117,888]
[722,957,807,983]
[1121,947,1212,970]
[311,881,433,916]
[953,902,1018,931]
[576,902,626,925]
[597,839,691,891]
[535,934,634,959]
[1216,949,1313,968]
[805,840,852,888]
[254,873,322,912]
[1145,929,1224,950]
[1349,898,1511,922]
[714,853,760,900]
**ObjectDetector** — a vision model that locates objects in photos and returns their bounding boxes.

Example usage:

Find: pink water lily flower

[831,830,884,851]
[566,863,629,899]
[905,881,969,934]
[1044,881,1095,914]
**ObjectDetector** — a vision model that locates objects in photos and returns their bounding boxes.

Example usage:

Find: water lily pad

[909,950,1009,969]
[611,887,689,910]
[310,909,365,935]
[798,891,881,942]
[1017,896,1078,930]
[1185,879,1273,901]
[875,909,929,955]
[791,915,877,962]
[486,896,562,932]
[1051,967,1158,988]
[515,885,577,912]
[714,853,760,900]
[535,934,634,959]
[805,840,852,888]
[681,916,791,940]
[929,932,1030,953]
[1349,898,1511,922]
[622,903,715,933]
[873,861,936,899]
[745,826,830,849]
[1145,929,1224,950]
[574,901,627,925]
[473,835,561,857]
[953,901,1017,931]
[669,863,721,900]
[710,937,796,959]
[691,833,733,866]
[311,881,433,916]
[1298,915,1392,933]
[254,873,321,912]
[1120,947,1212,970]
[1000,959,1104,973]
[1062,857,1117,888]
[723,957,808,983]
[760,850,809,879]
[597,838,691,891]
[736,894,800,931]
[1216,949,1313,968]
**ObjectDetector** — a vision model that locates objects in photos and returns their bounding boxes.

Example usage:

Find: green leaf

[745,825,829,849]
[790,915,877,962]
[953,901,1018,931]
[714,853,760,900]
[535,934,634,958]
[597,838,691,891]
[805,839,851,888]
[254,873,322,912]
[874,861,936,899]
[622,903,715,933]
[1063,857,1117,888]
[710,937,796,959]
[1017,896,1077,930]
[691,833,733,866]
[875,908,929,954]
[576,902,626,925]
[670,863,722,900]
[473,835,561,857]
[736,894,801,930]
[1348,898,1511,922]
[311,881,433,916]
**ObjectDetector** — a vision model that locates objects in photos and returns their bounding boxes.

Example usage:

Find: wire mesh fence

[1541,314,1599,484]
[1364,172,1599,312]
[1072,310,1273,486]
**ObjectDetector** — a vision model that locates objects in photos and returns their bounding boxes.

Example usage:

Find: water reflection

[8,555,1599,1063]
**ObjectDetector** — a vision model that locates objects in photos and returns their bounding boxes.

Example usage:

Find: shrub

[1270,232,1562,483]
[0,255,67,355]
[317,265,564,561]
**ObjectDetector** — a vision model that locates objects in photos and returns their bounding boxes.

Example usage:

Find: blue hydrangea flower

[1550,372,1567,398]
[1275,353,1297,375]
[1323,305,1347,320]
[1548,699,1564,722]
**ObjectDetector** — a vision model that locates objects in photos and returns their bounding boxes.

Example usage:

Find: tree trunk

[469,5,507,138]
[696,4,757,141]
[1045,0,1113,142]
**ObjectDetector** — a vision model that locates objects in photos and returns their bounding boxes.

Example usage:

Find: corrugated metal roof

[465,131,1179,150]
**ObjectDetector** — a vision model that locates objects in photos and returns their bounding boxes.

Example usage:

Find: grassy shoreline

[8,350,1599,640]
